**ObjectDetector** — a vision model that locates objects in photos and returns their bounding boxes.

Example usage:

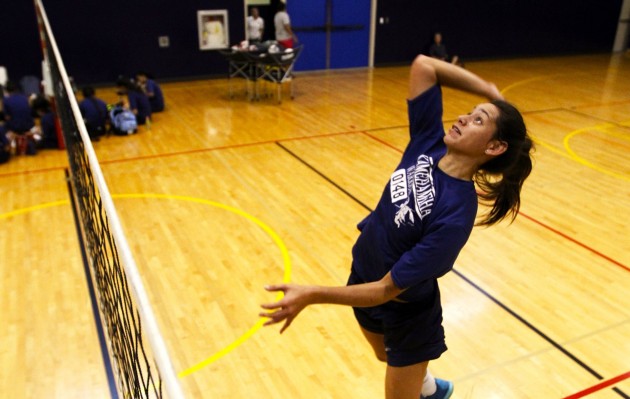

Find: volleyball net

[34,1,184,398]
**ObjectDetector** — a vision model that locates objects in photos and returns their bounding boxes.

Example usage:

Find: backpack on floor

[109,105,137,135]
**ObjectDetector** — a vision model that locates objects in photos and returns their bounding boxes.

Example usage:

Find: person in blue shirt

[260,55,534,399]
[79,86,108,140]
[2,81,35,135]
[0,118,10,164]
[429,32,462,67]
[2,81,38,154]
[31,96,58,149]
[116,78,151,125]
[136,72,164,113]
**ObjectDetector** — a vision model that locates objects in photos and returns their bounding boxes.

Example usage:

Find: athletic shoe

[421,378,454,399]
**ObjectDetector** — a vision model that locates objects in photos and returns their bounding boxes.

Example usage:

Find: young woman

[260,55,534,399]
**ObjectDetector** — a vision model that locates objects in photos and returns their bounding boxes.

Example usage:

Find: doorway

[287,0,371,71]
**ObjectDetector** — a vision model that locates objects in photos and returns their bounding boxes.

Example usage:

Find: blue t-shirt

[145,79,164,112]
[0,125,8,146]
[351,85,477,302]
[3,94,35,133]
[79,97,108,132]
[127,91,151,125]
[39,111,58,149]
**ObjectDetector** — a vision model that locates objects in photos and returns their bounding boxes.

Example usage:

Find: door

[288,0,371,71]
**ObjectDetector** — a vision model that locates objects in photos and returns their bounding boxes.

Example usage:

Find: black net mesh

[36,4,164,398]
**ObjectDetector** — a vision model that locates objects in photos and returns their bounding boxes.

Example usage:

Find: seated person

[0,116,10,164]
[78,86,108,140]
[2,81,37,154]
[20,75,42,99]
[136,72,164,113]
[116,77,151,125]
[31,96,59,149]
[429,32,462,66]
[2,81,35,135]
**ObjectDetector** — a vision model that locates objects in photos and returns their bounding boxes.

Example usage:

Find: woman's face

[444,103,500,156]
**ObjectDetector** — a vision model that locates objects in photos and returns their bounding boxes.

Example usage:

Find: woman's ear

[485,140,508,156]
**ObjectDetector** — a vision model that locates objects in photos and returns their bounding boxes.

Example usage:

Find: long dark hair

[474,100,534,226]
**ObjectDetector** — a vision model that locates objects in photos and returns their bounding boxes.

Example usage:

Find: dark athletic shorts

[348,271,447,367]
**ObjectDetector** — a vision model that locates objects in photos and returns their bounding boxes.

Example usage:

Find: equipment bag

[109,105,137,135]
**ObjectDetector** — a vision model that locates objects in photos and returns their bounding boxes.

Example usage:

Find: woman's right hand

[260,284,313,333]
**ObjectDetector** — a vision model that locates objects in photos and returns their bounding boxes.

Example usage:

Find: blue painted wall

[287,0,370,71]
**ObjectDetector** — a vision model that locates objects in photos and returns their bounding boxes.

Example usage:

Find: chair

[256,45,303,103]
[218,49,257,100]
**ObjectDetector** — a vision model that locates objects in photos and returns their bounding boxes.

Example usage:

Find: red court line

[361,131,630,274]
[362,131,406,153]
[0,165,68,178]
[518,213,630,273]
[562,371,630,399]
[0,126,416,179]
[98,129,363,165]
[0,130,362,179]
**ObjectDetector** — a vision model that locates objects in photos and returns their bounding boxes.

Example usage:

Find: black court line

[276,143,629,398]
[65,169,119,399]
[276,142,373,211]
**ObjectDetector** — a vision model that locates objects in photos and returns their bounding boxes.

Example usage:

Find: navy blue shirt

[145,79,164,112]
[79,96,108,133]
[127,90,151,125]
[0,125,8,146]
[351,85,477,302]
[3,94,35,133]
[39,111,58,149]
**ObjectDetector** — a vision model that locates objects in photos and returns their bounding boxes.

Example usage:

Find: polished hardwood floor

[1,53,629,398]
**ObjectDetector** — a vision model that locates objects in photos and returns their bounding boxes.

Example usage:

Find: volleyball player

[261,55,534,399]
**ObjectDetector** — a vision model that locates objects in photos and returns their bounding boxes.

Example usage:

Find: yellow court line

[114,193,292,285]
[112,193,292,378]
[499,70,629,180]
[501,73,575,160]
[500,71,606,154]
[1,194,291,379]
[563,124,630,181]
[0,200,69,219]
[177,318,269,378]
[529,135,573,160]
[500,74,567,97]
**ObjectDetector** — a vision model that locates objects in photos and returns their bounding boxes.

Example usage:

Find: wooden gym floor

[0,53,629,398]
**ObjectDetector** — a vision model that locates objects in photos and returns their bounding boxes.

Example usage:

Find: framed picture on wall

[198,10,229,50]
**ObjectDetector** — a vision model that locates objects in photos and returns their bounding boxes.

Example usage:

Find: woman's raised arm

[408,55,503,101]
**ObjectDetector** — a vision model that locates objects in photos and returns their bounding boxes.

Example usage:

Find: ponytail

[474,100,534,226]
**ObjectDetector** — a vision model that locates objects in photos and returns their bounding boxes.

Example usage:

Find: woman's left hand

[487,82,504,101]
